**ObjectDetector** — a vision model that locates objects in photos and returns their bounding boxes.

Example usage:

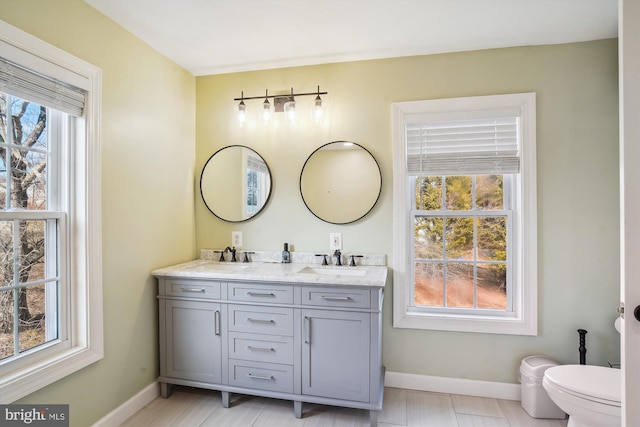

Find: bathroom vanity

[152,258,387,426]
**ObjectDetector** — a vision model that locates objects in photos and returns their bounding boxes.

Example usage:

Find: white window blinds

[0,56,86,116]
[406,115,520,176]
[247,154,269,174]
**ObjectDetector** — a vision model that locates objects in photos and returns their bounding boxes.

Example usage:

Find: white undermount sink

[194,262,248,272]
[297,266,367,277]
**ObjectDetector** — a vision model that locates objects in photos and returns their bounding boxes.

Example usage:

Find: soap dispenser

[282,243,291,263]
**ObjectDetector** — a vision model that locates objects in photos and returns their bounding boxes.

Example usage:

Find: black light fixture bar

[234,86,327,101]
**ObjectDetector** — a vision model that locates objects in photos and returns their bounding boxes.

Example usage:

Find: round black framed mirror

[200,145,272,222]
[300,141,381,224]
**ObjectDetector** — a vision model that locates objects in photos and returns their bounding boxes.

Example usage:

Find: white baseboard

[93,374,519,425]
[92,382,160,427]
[385,371,521,401]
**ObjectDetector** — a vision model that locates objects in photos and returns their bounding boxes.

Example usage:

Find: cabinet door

[165,299,222,384]
[301,309,370,402]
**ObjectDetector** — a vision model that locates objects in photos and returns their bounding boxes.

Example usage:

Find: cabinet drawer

[229,332,293,365]
[228,282,293,304]
[228,305,293,336]
[302,287,371,309]
[229,360,294,394]
[165,280,221,299]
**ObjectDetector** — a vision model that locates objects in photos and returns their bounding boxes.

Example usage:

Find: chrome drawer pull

[246,318,275,324]
[246,291,276,297]
[247,373,275,381]
[321,296,351,301]
[304,316,310,344]
[247,346,275,352]
[214,310,220,336]
[180,287,206,293]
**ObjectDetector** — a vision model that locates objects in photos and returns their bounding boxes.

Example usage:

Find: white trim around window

[392,93,537,335]
[0,20,103,403]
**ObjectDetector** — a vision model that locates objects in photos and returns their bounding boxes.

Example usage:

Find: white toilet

[543,364,620,427]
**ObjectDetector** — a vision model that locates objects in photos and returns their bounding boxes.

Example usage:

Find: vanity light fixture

[283,88,297,123]
[236,91,247,124]
[261,90,272,123]
[233,86,327,124]
[312,86,325,123]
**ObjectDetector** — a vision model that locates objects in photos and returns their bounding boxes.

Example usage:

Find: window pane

[415,176,442,210]
[445,263,474,308]
[11,149,48,210]
[414,262,444,306]
[0,169,5,210]
[19,283,55,353]
[0,221,14,288]
[415,217,444,259]
[7,97,48,150]
[445,217,474,260]
[476,175,504,210]
[477,263,507,310]
[477,217,507,261]
[0,289,14,359]
[445,176,472,210]
[0,95,48,211]
[19,220,46,284]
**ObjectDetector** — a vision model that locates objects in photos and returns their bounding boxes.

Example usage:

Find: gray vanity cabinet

[158,279,224,398]
[156,275,384,426]
[164,299,223,384]
[301,309,371,402]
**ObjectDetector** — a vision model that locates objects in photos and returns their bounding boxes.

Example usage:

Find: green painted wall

[1,1,196,426]
[196,40,620,383]
[0,0,620,424]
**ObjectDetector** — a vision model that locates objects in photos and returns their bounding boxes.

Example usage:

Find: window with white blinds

[0,57,86,116]
[0,19,102,403]
[392,93,537,336]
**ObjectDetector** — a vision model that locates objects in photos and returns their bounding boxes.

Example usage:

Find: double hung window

[0,20,102,402]
[392,93,537,335]
[0,93,66,362]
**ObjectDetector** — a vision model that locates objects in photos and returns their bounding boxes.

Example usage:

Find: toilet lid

[544,365,620,406]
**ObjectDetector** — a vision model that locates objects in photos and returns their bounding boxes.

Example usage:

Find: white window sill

[0,344,103,403]
[393,307,537,336]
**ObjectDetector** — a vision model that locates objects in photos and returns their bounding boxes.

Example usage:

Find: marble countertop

[152,259,388,288]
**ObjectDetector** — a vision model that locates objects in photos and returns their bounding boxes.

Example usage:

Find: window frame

[0,20,103,403]
[392,93,537,335]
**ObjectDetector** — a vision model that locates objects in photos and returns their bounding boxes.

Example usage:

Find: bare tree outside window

[0,94,52,360]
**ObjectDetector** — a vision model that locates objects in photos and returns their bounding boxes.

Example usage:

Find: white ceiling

[85,0,618,76]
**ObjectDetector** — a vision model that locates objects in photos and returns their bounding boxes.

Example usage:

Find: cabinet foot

[294,401,303,418]
[221,391,230,408]
[369,410,378,427]
[159,382,172,398]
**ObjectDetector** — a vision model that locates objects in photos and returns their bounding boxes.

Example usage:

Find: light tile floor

[120,386,569,427]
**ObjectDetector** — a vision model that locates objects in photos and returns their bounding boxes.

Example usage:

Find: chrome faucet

[333,249,342,266]
[349,254,363,266]
[224,246,237,262]
[315,254,329,265]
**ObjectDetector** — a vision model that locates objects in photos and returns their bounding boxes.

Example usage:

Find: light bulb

[262,99,272,123]
[312,94,324,123]
[261,90,272,123]
[237,100,247,124]
[284,99,296,122]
